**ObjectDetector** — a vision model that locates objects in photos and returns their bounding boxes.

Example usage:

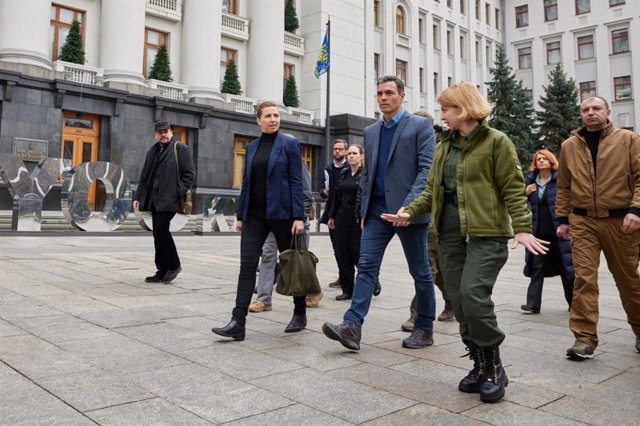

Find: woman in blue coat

[522,149,574,313]
[211,101,306,341]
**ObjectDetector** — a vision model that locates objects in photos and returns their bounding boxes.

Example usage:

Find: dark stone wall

[0,70,372,211]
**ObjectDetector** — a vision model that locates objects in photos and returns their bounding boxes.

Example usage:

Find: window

[232,135,252,188]
[579,81,596,101]
[495,8,500,29]
[546,41,561,65]
[220,47,237,85]
[433,21,441,50]
[50,4,84,61]
[374,53,380,81]
[396,6,406,34]
[448,76,453,87]
[144,28,169,78]
[475,0,480,20]
[283,63,294,84]
[544,0,558,22]
[301,144,313,177]
[460,0,466,15]
[447,29,453,55]
[614,76,631,100]
[575,0,590,14]
[419,17,425,44]
[525,89,533,100]
[374,0,381,27]
[515,5,528,28]
[476,39,482,64]
[419,67,425,93]
[577,35,594,59]
[447,0,453,7]
[434,72,440,95]
[396,59,407,83]
[612,29,629,54]
[222,0,238,15]
[485,3,491,25]
[610,0,625,5]
[460,35,466,59]
[486,43,491,66]
[518,47,532,69]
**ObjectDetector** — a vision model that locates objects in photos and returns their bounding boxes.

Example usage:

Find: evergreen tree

[283,75,300,107]
[59,20,85,64]
[148,44,173,82]
[221,58,242,95]
[535,64,580,155]
[486,46,536,164]
[284,0,299,33]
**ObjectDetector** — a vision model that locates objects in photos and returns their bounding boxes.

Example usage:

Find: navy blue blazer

[236,132,305,222]
[359,111,435,225]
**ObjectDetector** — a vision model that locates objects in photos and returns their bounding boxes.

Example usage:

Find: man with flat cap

[133,120,196,284]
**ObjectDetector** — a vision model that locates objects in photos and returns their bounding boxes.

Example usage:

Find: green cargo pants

[437,202,508,348]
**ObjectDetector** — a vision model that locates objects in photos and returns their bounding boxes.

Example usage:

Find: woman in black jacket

[522,149,574,314]
[328,144,364,300]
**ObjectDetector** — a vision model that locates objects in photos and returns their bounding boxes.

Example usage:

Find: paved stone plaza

[0,233,638,425]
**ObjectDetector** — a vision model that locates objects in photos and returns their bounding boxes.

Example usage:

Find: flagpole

[324,18,331,155]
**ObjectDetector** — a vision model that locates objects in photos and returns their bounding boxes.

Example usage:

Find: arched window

[396,6,405,34]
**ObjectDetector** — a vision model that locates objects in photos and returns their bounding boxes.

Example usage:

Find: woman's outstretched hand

[512,232,549,255]
[380,207,412,227]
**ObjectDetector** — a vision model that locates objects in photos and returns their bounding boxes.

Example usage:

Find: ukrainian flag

[314,30,329,78]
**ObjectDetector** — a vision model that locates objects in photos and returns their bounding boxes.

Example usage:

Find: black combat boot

[479,346,508,402]
[458,345,484,393]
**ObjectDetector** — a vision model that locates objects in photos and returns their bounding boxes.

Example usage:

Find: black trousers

[151,210,179,273]
[232,215,306,324]
[334,219,361,295]
[526,235,574,310]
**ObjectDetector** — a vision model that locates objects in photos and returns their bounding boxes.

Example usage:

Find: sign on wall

[12,138,49,162]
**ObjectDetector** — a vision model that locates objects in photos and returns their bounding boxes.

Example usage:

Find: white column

[99,0,146,86]
[247,0,285,102]
[0,0,51,69]
[181,0,222,100]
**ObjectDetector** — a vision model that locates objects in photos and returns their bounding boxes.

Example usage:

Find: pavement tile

[86,397,213,425]
[463,400,584,425]
[541,395,640,425]
[77,308,159,329]
[10,314,114,342]
[251,367,416,424]
[114,322,213,352]
[0,318,28,337]
[263,342,363,371]
[224,404,353,426]
[363,403,487,425]
[36,369,154,412]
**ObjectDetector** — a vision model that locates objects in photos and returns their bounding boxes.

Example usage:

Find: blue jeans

[343,213,435,331]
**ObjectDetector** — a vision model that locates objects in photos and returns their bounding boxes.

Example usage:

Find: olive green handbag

[275,235,321,297]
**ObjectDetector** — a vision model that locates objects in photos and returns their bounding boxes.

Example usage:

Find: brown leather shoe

[437,307,455,322]
[328,278,341,288]
[248,300,272,313]
[306,292,323,308]
[401,318,414,332]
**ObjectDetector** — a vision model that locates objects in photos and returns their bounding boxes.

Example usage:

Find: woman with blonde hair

[521,149,574,314]
[382,83,548,403]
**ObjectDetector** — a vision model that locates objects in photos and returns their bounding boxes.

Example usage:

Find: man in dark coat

[133,120,196,284]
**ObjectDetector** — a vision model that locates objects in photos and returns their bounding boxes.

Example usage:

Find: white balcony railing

[146,0,182,21]
[53,60,104,86]
[287,107,315,125]
[221,12,249,41]
[147,79,188,101]
[284,32,305,57]
[225,94,256,114]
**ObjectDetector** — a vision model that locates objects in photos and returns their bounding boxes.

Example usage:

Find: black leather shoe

[480,347,508,403]
[284,314,307,333]
[520,304,540,314]
[335,293,352,301]
[322,321,362,351]
[145,272,164,283]
[162,266,182,284]
[402,328,434,349]
[373,281,382,296]
[459,346,483,393]
[211,319,245,341]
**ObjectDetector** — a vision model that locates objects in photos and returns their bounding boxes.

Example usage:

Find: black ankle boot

[211,319,245,341]
[284,313,307,333]
[458,345,484,393]
[479,346,508,402]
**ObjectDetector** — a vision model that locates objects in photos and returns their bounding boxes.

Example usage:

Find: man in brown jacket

[556,96,640,360]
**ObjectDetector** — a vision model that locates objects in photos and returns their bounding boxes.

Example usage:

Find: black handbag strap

[290,234,308,250]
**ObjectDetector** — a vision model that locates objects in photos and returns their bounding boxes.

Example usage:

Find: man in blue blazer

[322,76,437,351]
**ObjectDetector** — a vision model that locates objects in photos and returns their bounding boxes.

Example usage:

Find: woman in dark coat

[522,149,574,313]
[327,144,364,300]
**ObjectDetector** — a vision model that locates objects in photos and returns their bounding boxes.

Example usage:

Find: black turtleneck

[583,128,602,175]
[248,132,277,218]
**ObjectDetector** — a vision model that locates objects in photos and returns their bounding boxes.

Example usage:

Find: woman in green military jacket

[382,83,548,403]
